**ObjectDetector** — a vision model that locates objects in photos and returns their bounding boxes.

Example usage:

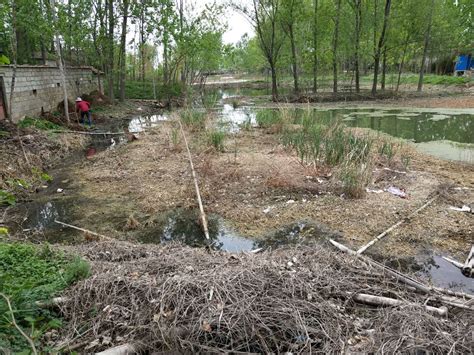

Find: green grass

[0,243,90,352]
[207,130,226,152]
[18,117,62,131]
[0,190,16,206]
[256,109,283,128]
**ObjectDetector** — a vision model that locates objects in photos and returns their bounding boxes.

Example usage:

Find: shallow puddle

[418,255,474,294]
[128,114,168,133]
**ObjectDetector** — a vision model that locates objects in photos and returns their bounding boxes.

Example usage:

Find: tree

[332,0,342,93]
[417,0,435,92]
[119,0,129,102]
[371,0,391,95]
[237,0,285,101]
[280,0,301,95]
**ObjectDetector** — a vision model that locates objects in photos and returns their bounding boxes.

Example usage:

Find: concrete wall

[0,65,102,122]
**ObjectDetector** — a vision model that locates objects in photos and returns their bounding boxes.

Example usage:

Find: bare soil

[48,116,473,261]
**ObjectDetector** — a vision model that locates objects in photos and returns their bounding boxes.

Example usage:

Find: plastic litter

[385,186,407,198]
[449,205,471,213]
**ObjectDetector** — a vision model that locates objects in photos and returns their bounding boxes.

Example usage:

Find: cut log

[351,293,448,316]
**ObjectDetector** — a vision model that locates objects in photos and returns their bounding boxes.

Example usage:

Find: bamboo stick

[357,195,437,254]
[54,220,113,241]
[178,119,210,240]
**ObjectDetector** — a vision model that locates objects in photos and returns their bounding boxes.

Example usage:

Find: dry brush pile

[54,241,473,353]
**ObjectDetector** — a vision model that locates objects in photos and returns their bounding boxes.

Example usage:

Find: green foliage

[0,227,8,236]
[116,81,183,100]
[31,168,53,183]
[18,117,61,131]
[256,109,283,129]
[0,242,90,351]
[181,110,206,130]
[207,130,226,152]
[0,190,16,206]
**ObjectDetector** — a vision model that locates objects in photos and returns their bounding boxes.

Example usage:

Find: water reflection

[128,114,168,133]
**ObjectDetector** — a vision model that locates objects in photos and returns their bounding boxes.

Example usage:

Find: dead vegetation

[54,241,473,353]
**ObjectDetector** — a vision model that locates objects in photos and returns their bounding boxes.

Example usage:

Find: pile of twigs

[55,242,473,353]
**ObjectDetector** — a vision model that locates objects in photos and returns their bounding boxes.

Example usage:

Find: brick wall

[0,65,102,122]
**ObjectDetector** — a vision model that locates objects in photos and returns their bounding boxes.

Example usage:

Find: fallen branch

[178,119,210,240]
[0,292,38,355]
[351,293,448,316]
[54,220,113,241]
[357,195,438,254]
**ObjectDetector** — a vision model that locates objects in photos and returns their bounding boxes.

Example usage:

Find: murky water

[212,96,474,163]
[419,255,474,294]
[128,113,168,133]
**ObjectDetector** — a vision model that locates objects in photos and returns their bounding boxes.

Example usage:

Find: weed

[181,110,206,130]
[256,109,282,129]
[208,130,226,152]
[401,153,411,170]
[18,117,61,131]
[379,141,396,162]
[170,127,181,151]
[202,92,219,109]
[0,190,16,206]
[337,163,371,198]
[0,227,8,235]
[0,242,89,351]
[240,116,253,131]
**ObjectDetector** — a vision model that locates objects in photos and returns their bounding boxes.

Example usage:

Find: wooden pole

[178,119,210,240]
[357,195,437,254]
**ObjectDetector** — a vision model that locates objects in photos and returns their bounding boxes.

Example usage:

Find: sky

[222,5,254,44]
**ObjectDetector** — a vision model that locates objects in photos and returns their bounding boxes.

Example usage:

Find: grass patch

[207,130,226,152]
[0,190,16,206]
[181,110,207,130]
[0,242,90,352]
[18,117,62,131]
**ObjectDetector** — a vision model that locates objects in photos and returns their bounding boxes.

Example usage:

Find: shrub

[208,130,226,152]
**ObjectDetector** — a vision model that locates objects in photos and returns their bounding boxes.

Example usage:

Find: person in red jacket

[75,97,92,127]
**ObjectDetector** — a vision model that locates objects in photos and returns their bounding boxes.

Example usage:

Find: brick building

[0,65,103,122]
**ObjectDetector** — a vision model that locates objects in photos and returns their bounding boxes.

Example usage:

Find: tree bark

[332,0,342,93]
[381,48,387,90]
[119,0,129,102]
[371,0,391,95]
[289,24,299,95]
[396,34,410,92]
[50,0,70,123]
[354,0,361,93]
[312,0,318,93]
[418,0,435,92]
[107,0,114,100]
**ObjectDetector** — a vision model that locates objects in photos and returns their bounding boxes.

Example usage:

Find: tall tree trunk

[396,34,410,92]
[119,0,129,102]
[381,48,387,90]
[418,0,435,92]
[50,0,69,123]
[139,5,146,82]
[332,0,342,93]
[289,24,299,95]
[371,0,391,95]
[270,63,278,102]
[163,33,169,84]
[312,0,318,93]
[354,0,361,93]
[107,0,114,100]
